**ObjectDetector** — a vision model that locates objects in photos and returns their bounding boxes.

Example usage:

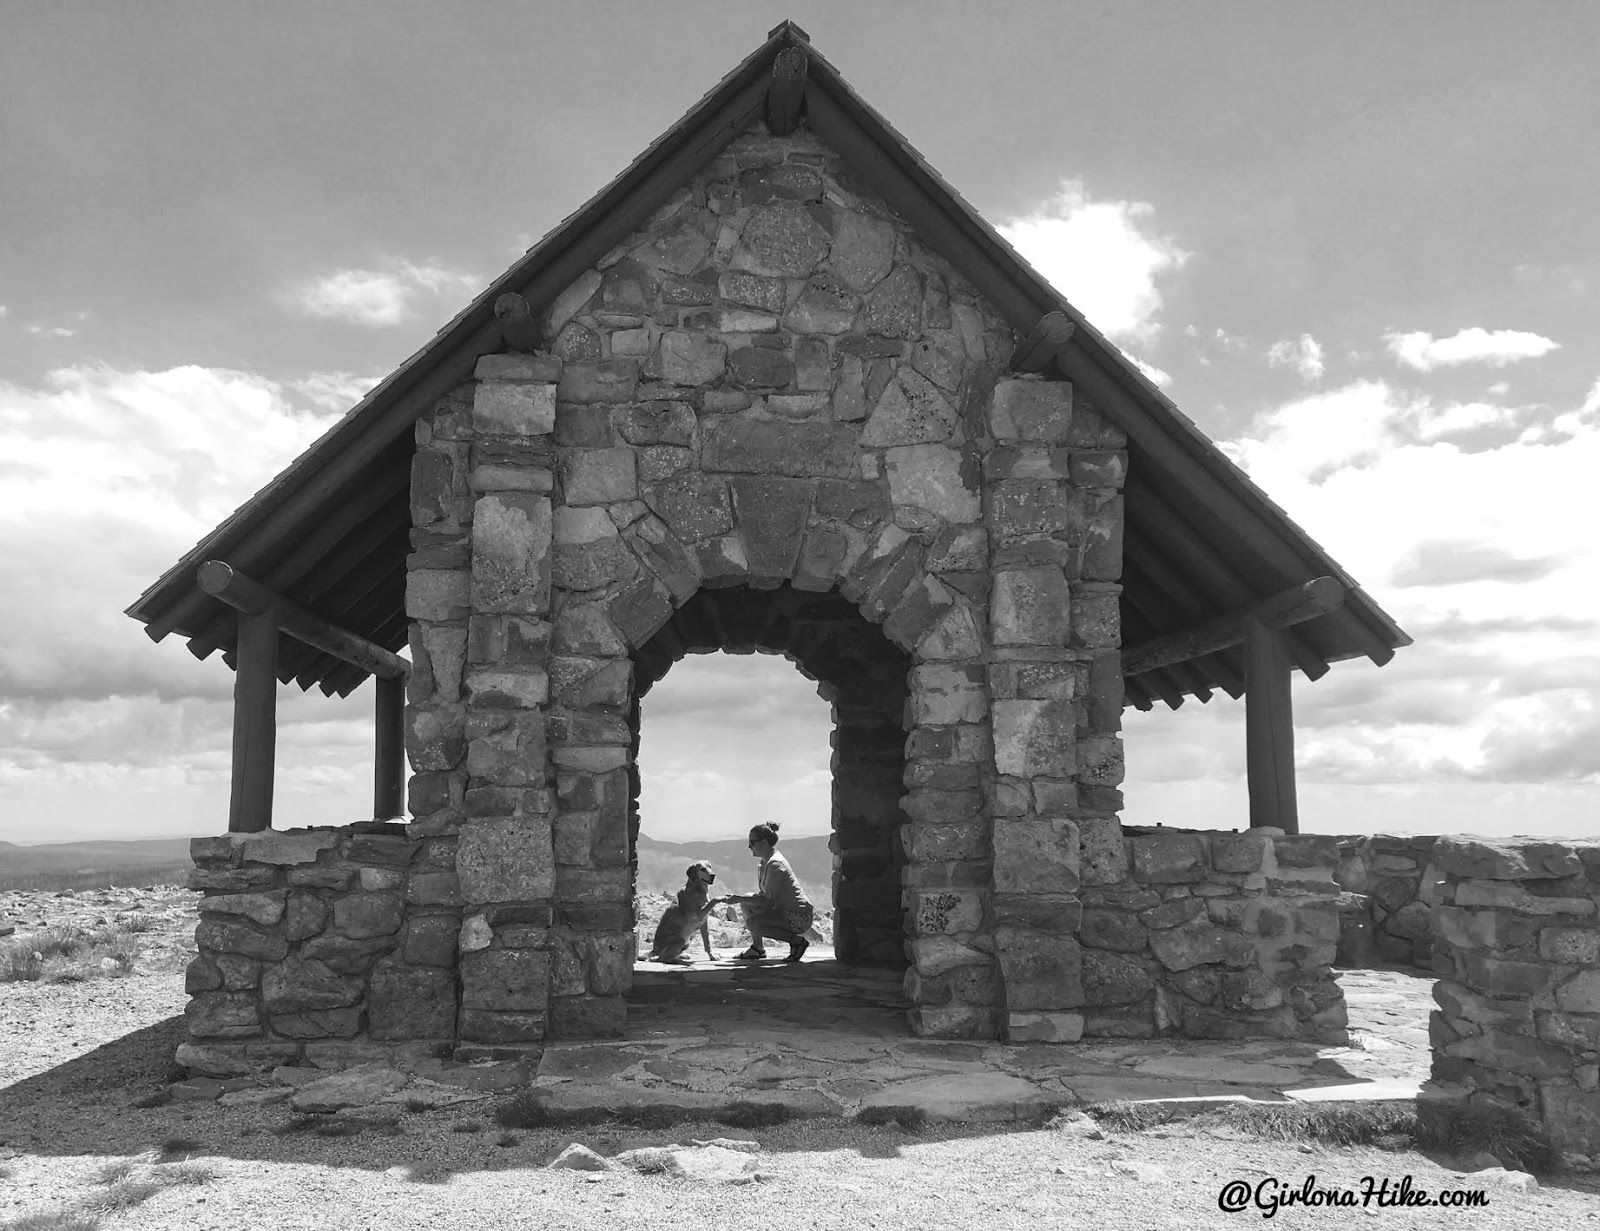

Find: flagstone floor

[530,954,1438,1121]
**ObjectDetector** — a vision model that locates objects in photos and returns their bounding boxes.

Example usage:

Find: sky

[2,1,1597,847]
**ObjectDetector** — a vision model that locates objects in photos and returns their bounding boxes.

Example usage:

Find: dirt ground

[3,887,1598,1230]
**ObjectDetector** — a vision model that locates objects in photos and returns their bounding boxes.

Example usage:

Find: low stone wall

[1430,836,1600,1153]
[1076,826,1346,1043]
[180,822,464,1073]
[1333,834,1442,971]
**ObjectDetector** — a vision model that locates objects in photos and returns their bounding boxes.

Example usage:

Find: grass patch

[92,1162,135,1186]
[716,1102,791,1129]
[271,1115,322,1137]
[129,1091,169,1110]
[85,1180,165,1214]
[406,1164,455,1185]
[450,1120,483,1134]
[1083,1097,1559,1175]
[494,1133,519,1148]
[0,925,141,984]
[854,1105,927,1131]
[311,1120,363,1139]
[153,1137,203,1162]
[2,1212,104,1231]
[402,1098,429,1114]
[1414,1099,1558,1175]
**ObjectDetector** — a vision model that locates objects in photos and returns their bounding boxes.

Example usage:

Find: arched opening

[628,584,913,976]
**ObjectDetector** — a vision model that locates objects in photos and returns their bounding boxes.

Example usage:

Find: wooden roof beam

[766,46,808,136]
[198,561,410,681]
[1011,311,1076,374]
[1122,577,1345,679]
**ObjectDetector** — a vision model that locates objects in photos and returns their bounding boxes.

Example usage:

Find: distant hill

[0,837,195,891]
[0,833,840,900]
[635,831,833,899]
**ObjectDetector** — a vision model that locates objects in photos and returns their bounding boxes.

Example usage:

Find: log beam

[1011,311,1076,373]
[1245,620,1298,833]
[494,291,542,353]
[373,673,406,820]
[1121,576,1344,679]
[228,611,277,833]
[197,561,410,681]
[766,46,808,136]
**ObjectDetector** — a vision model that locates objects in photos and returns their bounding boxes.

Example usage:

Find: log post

[1244,619,1298,833]
[228,611,278,833]
[373,673,406,819]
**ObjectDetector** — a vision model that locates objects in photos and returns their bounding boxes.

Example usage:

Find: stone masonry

[179,117,1351,1063]
[1430,836,1600,1152]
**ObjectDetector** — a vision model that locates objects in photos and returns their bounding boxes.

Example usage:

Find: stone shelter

[127,23,1409,1062]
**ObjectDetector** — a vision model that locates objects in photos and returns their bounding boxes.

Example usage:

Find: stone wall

[181,824,462,1071]
[399,119,1130,1043]
[1077,827,1347,1043]
[1430,836,1600,1152]
[1333,833,1441,971]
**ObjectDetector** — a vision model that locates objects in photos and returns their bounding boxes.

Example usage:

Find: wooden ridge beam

[198,561,410,681]
[1011,311,1076,373]
[1122,576,1345,678]
[767,46,808,136]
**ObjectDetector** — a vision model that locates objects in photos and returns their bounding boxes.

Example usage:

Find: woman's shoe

[785,937,809,963]
[734,946,767,960]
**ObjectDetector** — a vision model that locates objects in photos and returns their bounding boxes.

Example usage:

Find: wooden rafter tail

[196,560,410,681]
[494,291,542,353]
[1011,311,1076,373]
[1121,575,1345,679]
[767,46,809,136]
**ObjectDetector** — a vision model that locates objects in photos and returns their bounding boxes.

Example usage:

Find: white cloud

[296,258,480,326]
[1385,327,1560,372]
[999,180,1188,345]
[1129,357,1172,388]
[25,324,75,339]
[291,370,384,414]
[1266,334,1325,382]
[1199,377,1600,793]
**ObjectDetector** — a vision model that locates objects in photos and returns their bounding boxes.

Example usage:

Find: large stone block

[737,201,830,276]
[910,890,985,936]
[783,273,860,334]
[992,699,1075,777]
[647,472,734,542]
[730,476,813,577]
[1434,838,1584,881]
[185,993,262,1040]
[825,211,895,292]
[701,418,857,478]
[1129,832,1207,883]
[406,568,471,622]
[994,926,1082,1011]
[457,816,555,902]
[863,265,923,339]
[472,494,552,613]
[909,664,987,726]
[561,448,637,506]
[368,957,458,1040]
[406,703,466,771]
[465,712,547,786]
[332,893,404,939]
[884,444,979,523]
[1149,917,1230,971]
[989,379,1074,443]
[1081,950,1155,1007]
[460,948,551,1012]
[474,381,556,436]
[197,891,286,927]
[993,818,1080,896]
[862,374,957,446]
[230,829,339,867]
[261,955,361,1014]
[195,919,289,963]
[990,568,1071,646]
[557,359,638,405]
[1006,1012,1084,1043]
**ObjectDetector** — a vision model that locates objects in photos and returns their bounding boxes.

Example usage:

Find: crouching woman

[724,821,814,963]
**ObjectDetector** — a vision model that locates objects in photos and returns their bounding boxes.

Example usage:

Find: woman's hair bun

[768,820,782,834]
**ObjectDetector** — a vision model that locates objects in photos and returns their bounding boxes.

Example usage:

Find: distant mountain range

[635,831,833,898]
[0,833,836,901]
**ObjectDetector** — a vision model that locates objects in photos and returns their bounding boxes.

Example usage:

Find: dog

[648,861,719,964]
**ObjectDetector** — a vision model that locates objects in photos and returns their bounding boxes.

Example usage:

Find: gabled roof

[126,20,1408,705]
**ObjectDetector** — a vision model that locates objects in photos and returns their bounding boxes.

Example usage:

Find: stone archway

[628,584,913,967]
